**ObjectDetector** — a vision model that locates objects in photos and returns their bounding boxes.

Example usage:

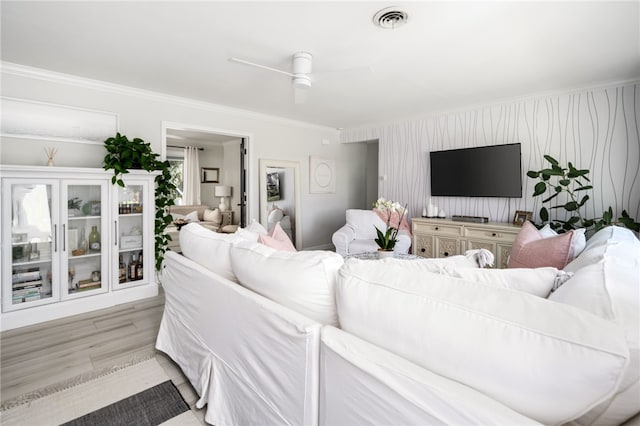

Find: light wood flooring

[0,290,207,424]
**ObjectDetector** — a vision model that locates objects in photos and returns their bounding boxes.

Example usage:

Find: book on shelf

[12,267,41,284]
[77,279,101,290]
[12,280,43,291]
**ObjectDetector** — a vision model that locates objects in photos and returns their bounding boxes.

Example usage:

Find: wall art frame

[309,156,336,194]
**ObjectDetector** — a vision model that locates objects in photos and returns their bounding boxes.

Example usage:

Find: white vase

[377,249,394,259]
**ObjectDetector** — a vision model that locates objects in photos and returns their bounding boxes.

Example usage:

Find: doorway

[161,122,249,227]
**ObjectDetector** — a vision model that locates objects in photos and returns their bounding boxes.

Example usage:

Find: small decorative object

[44,147,57,166]
[77,228,88,255]
[68,197,82,216]
[438,209,446,218]
[88,225,101,252]
[373,197,408,257]
[215,186,231,211]
[172,218,190,231]
[421,206,427,217]
[91,270,101,282]
[513,210,532,226]
[68,266,76,290]
[426,198,439,218]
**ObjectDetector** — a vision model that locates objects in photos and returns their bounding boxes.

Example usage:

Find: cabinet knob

[443,252,449,257]
[492,232,497,237]
[435,227,439,230]
[421,248,426,253]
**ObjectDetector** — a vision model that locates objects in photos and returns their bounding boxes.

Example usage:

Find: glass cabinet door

[62,181,109,299]
[2,180,60,311]
[114,180,149,289]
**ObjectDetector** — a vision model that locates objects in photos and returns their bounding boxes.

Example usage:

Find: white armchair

[332,209,411,256]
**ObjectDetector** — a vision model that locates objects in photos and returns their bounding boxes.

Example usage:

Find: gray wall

[343,82,640,227]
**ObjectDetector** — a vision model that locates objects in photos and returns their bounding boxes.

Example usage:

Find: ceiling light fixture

[373,6,408,29]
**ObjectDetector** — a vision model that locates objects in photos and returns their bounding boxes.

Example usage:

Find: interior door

[239,137,247,227]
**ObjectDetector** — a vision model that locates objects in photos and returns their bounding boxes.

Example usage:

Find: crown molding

[343,77,640,138]
[1,61,337,132]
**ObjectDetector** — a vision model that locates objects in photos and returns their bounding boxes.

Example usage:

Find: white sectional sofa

[156,223,640,426]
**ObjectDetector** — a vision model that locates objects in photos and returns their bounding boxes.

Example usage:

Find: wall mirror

[259,159,301,249]
[200,167,219,183]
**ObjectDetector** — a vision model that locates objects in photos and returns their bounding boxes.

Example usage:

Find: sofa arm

[394,230,412,254]
[332,225,356,256]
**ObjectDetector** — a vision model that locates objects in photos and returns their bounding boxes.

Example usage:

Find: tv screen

[430,143,522,197]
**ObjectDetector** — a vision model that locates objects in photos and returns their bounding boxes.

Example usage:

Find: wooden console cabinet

[412,218,522,268]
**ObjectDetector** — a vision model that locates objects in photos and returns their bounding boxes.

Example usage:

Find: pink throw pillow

[508,221,574,269]
[258,222,297,252]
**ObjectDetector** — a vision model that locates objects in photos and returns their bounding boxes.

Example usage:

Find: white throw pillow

[441,266,569,298]
[173,210,200,222]
[336,259,629,425]
[179,223,249,282]
[550,226,640,425]
[539,224,586,260]
[203,208,222,224]
[230,241,343,326]
[235,219,269,242]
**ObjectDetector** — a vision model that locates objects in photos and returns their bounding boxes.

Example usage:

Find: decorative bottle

[119,255,126,283]
[88,225,101,252]
[129,253,138,281]
[136,251,143,280]
[78,228,88,253]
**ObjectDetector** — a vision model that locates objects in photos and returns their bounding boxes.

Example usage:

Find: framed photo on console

[513,210,532,226]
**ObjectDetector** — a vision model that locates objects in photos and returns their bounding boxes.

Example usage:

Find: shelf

[69,251,101,259]
[12,257,52,267]
[119,247,143,253]
[68,215,101,221]
[119,213,143,218]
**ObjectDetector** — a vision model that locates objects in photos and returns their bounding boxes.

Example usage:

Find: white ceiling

[2,1,639,129]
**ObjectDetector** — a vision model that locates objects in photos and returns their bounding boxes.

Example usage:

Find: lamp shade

[215,186,231,197]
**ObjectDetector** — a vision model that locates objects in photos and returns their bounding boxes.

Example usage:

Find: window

[168,157,184,205]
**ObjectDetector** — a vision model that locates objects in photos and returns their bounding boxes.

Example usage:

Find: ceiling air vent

[373,7,408,29]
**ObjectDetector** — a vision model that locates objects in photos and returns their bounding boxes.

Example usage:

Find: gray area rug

[62,380,189,426]
[0,357,201,426]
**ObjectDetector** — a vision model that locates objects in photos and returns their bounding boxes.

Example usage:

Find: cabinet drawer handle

[54,224,57,252]
[492,232,497,237]
[62,224,66,252]
[435,227,439,230]
[114,221,118,246]
[443,251,449,257]
[421,248,426,253]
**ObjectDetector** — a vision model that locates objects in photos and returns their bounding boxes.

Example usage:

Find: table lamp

[215,186,231,211]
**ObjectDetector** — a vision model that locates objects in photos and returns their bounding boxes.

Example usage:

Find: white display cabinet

[1,165,158,331]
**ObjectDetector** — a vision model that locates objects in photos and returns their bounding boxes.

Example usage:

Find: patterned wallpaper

[342,82,640,226]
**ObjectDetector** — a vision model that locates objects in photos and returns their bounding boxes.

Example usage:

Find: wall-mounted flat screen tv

[430,143,522,197]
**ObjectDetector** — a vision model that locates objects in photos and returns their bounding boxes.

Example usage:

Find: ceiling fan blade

[228,57,294,77]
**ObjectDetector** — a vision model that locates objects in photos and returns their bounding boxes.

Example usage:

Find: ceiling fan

[228,51,315,104]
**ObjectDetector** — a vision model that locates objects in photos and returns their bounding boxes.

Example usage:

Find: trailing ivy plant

[527,155,639,233]
[103,133,177,270]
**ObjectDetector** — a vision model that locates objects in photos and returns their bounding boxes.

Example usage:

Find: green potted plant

[527,155,639,233]
[103,133,177,270]
[373,198,407,258]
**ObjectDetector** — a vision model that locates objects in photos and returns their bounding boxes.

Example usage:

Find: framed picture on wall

[266,172,281,201]
[201,167,219,183]
[513,210,532,226]
[309,156,336,194]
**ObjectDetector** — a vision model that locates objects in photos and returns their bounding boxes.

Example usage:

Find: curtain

[183,146,201,205]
